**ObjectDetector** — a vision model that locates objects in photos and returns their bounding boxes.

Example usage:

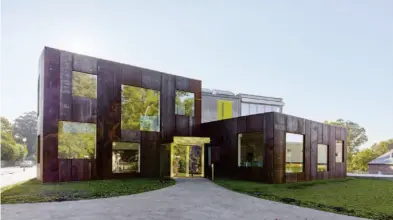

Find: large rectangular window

[256,104,265,114]
[238,133,264,167]
[121,85,160,132]
[241,103,249,116]
[72,71,97,99]
[249,104,258,115]
[112,142,140,173]
[175,91,194,116]
[58,121,96,159]
[286,133,304,173]
[265,105,273,112]
[317,144,328,171]
[336,140,344,163]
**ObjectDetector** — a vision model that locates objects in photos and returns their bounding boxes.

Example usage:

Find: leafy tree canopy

[324,119,368,154]
[324,119,368,171]
[13,111,37,156]
[1,117,24,161]
[352,138,393,171]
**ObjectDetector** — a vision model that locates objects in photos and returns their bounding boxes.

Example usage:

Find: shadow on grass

[1,178,175,204]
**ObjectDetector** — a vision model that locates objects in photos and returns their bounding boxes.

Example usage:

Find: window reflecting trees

[58,121,96,159]
[121,85,160,132]
[72,71,97,99]
[175,91,194,116]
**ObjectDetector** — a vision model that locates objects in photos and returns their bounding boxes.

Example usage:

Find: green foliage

[215,178,393,220]
[15,144,28,161]
[172,145,187,175]
[1,117,20,161]
[1,116,13,132]
[1,139,20,161]
[371,139,393,155]
[12,111,37,156]
[121,85,160,131]
[72,71,97,99]
[324,119,368,154]
[324,119,368,170]
[113,142,139,150]
[1,178,175,204]
[175,91,195,116]
[351,148,377,171]
[351,138,393,171]
[58,121,96,159]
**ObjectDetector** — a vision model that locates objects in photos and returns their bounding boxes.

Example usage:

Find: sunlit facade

[38,47,347,184]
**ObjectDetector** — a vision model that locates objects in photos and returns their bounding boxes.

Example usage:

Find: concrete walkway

[2,178,368,220]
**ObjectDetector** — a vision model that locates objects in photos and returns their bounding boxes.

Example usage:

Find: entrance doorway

[172,145,203,177]
[169,137,210,178]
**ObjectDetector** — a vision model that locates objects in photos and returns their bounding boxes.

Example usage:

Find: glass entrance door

[189,145,202,177]
[171,144,203,178]
[172,145,188,177]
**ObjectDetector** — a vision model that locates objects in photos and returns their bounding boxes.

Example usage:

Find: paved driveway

[2,178,368,220]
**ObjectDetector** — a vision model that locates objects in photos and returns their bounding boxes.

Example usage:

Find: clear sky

[1,0,392,149]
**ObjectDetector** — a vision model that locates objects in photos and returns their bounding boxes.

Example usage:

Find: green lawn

[1,178,175,204]
[215,178,393,220]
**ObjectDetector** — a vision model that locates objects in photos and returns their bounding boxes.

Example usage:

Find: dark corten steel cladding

[37,47,201,183]
[37,47,346,184]
[199,113,347,184]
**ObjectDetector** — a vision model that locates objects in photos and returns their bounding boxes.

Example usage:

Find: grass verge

[1,178,175,204]
[215,178,393,220]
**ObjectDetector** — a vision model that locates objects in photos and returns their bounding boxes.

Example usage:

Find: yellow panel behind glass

[217,100,233,120]
[223,101,233,119]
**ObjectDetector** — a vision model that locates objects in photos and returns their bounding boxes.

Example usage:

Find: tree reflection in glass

[112,142,140,173]
[121,85,160,132]
[72,71,97,99]
[172,145,187,177]
[189,145,202,175]
[58,121,96,159]
[175,91,194,116]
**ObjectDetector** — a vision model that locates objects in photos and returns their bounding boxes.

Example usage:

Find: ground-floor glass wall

[169,137,210,178]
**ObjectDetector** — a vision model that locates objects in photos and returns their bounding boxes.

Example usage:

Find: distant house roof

[368,149,393,165]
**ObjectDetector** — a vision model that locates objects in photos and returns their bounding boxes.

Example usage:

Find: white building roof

[368,149,393,165]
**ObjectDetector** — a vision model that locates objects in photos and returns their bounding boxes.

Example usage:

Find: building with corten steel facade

[37,47,347,184]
